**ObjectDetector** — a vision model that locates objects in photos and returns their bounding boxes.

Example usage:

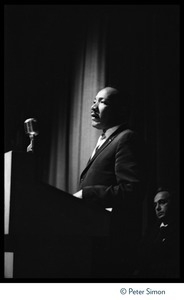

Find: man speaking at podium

[73,86,146,278]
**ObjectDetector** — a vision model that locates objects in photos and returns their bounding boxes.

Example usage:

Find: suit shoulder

[117,129,136,141]
[116,129,143,151]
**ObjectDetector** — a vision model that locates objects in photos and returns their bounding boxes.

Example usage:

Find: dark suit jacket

[79,125,146,274]
[80,124,145,207]
[136,218,180,278]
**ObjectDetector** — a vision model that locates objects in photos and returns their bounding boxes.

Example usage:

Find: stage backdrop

[4,5,180,229]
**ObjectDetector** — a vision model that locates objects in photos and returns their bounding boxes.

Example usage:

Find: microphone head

[24,118,38,136]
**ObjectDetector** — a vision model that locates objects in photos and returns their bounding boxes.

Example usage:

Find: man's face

[154,191,170,219]
[91,88,120,130]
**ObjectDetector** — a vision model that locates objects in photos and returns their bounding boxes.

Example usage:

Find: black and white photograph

[3,4,181,294]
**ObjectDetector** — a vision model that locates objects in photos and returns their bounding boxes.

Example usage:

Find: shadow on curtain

[47,13,108,194]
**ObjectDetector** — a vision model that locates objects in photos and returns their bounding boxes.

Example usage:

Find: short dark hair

[154,186,172,203]
[103,85,132,123]
[156,186,171,195]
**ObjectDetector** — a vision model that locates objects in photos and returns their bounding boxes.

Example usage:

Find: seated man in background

[135,187,180,278]
[73,86,146,278]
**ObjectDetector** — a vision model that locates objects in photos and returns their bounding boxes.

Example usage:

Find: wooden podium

[4,151,110,278]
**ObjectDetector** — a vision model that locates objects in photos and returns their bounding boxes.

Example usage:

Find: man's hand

[73,190,83,199]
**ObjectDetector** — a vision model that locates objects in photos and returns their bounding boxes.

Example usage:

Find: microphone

[24,118,38,136]
[24,118,38,152]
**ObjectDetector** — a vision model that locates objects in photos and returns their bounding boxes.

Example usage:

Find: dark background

[4,4,180,225]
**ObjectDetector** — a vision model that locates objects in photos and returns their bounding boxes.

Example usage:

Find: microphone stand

[27,133,35,152]
[24,118,38,153]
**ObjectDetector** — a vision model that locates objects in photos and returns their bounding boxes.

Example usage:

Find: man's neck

[102,125,120,139]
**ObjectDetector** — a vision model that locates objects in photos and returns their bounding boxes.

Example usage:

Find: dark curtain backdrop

[4,5,180,230]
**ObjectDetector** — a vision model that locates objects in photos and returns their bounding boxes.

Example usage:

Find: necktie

[91,132,106,158]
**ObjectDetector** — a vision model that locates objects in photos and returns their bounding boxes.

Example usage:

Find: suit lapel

[80,124,128,180]
[85,137,113,167]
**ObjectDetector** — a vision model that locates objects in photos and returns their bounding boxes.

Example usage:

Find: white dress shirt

[91,125,120,159]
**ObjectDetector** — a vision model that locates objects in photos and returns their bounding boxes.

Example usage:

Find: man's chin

[91,120,102,129]
[157,213,165,219]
